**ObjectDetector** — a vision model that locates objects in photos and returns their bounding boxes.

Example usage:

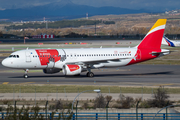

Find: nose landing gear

[24,69,29,78]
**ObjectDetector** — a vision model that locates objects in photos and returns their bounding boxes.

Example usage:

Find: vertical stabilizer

[137,19,167,49]
[162,35,175,47]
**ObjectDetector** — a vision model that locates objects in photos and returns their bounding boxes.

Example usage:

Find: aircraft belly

[102,59,132,67]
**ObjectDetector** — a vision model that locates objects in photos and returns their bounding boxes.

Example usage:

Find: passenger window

[17,55,19,58]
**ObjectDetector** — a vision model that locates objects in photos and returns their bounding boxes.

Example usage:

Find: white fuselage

[2,48,137,69]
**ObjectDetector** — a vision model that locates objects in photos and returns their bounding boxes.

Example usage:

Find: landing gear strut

[24,69,29,78]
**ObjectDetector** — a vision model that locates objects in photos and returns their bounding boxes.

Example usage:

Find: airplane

[162,35,180,47]
[2,19,170,78]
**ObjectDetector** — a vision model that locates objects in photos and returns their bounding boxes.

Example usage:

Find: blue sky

[0,0,179,11]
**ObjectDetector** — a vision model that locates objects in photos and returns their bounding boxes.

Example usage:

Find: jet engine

[62,64,82,75]
[43,68,61,74]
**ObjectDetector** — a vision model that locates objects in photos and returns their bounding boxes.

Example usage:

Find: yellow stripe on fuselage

[149,19,167,32]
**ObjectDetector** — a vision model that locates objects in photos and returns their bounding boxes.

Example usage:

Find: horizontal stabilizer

[150,51,170,55]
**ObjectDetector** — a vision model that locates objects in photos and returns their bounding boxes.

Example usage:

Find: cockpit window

[9,55,13,58]
[8,55,20,58]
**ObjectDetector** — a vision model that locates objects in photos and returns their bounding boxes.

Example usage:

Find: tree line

[5,20,115,30]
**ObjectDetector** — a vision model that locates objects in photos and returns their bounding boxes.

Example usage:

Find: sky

[0,0,180,11]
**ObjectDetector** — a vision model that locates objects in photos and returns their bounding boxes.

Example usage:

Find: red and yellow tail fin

[137,19,167,49]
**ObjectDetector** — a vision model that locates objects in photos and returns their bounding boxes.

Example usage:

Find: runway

[0,62,179,87]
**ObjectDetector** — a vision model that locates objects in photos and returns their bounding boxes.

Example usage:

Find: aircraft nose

[2,59,8,67]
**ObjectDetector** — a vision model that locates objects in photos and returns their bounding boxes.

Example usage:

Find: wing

[65,57,133,65]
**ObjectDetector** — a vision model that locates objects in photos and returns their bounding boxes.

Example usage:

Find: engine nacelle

[62,64,82,75]
[43,68,61,74]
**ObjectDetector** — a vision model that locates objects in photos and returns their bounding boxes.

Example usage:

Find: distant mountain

[0,0,149,21]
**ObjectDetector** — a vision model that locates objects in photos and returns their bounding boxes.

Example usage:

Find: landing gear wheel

[24,74,28,78]
[24,69,29,79]
[86,72,94,77]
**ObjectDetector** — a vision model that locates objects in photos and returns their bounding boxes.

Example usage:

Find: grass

[0,84,180,94]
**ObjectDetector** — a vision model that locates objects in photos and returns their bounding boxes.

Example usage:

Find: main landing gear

[86,68,94,77]
[86,72,94,77]
[24,69,29,78]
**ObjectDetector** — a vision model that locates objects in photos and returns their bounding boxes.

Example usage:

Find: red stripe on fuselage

[35,49,60,66]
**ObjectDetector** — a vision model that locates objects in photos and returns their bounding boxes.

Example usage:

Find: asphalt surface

[0,61,179,87]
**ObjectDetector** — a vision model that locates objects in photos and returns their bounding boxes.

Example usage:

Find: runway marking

[2,82,9,84]
[154,84,174,86]
[19,82,35,85]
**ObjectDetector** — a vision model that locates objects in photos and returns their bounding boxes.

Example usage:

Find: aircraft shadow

[94,71,174,77]
[9,71,173,78]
